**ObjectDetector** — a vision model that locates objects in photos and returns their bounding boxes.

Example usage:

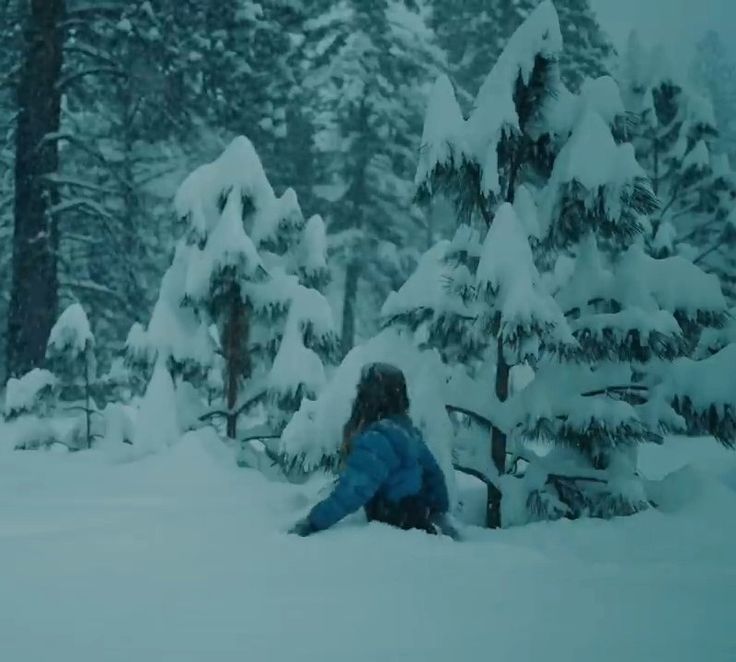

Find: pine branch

[63,405,102,416]
[581,385,649,398]
[445,404,493,430]
[693,243,722,265]
[679,218,721,244]
[199,389,268,423]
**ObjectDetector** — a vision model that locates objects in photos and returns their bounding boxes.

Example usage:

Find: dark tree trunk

[488,335,509,528]
[340,260,360,357]
[224,285,249,439]
[7,0,64,376]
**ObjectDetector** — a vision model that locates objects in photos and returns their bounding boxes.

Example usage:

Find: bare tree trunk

[7,0,64,376]
[340,260,360,357]
[224,286,249,439]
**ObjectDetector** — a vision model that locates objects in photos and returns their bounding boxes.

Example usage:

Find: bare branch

[57,66,127,92]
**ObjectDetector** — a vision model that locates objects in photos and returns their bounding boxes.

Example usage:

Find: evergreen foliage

[388,1,734,525]
[134,136,338,447]
[618,33,736,301]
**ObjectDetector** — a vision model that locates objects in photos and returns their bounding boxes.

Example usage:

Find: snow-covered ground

[1,432,735,662]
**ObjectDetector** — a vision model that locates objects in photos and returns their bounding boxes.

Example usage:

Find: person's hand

[288,517,315,537]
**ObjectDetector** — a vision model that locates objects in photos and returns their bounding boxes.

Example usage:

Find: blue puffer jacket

[308,415,449,532]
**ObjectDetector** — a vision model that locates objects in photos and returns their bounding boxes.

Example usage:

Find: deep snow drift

[1,432,734,662]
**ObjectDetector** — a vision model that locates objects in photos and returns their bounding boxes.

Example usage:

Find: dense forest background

[2,0,734,380]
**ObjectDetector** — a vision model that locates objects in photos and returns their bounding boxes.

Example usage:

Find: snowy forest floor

[1,433,735,662]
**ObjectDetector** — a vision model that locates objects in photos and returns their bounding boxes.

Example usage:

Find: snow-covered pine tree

[390,2,736,526]
[618,33,736,301]
[507,69,732,519]
[430,0,614,108]
[46,302,98,449]
[302,0,445,354]
[3,302,108,451]
[407,1,578,526]
[136,136,338,450]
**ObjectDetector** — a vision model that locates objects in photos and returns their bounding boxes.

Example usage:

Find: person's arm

[305,429,399,533]
[419,442,449,515]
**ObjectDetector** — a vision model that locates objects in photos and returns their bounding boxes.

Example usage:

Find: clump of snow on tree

[4,369,57,418]
[46,303,94,360]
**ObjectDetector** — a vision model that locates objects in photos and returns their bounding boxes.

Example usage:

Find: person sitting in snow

[289,363,456,538]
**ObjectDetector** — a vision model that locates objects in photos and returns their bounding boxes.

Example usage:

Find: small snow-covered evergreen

[3,303,105,451]
[132,136,338,465]
[46,303,99,449]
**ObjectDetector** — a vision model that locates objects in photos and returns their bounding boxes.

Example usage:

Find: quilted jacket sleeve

[308,429,399,532]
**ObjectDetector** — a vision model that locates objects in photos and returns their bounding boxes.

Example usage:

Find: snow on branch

[653,344,736,445]
[46,303,94,361]
[5,369,57,418]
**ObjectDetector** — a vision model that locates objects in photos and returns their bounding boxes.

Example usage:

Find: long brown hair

[340,363,410,462]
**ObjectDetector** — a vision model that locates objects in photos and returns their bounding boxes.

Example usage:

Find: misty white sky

[590,0,735,67]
